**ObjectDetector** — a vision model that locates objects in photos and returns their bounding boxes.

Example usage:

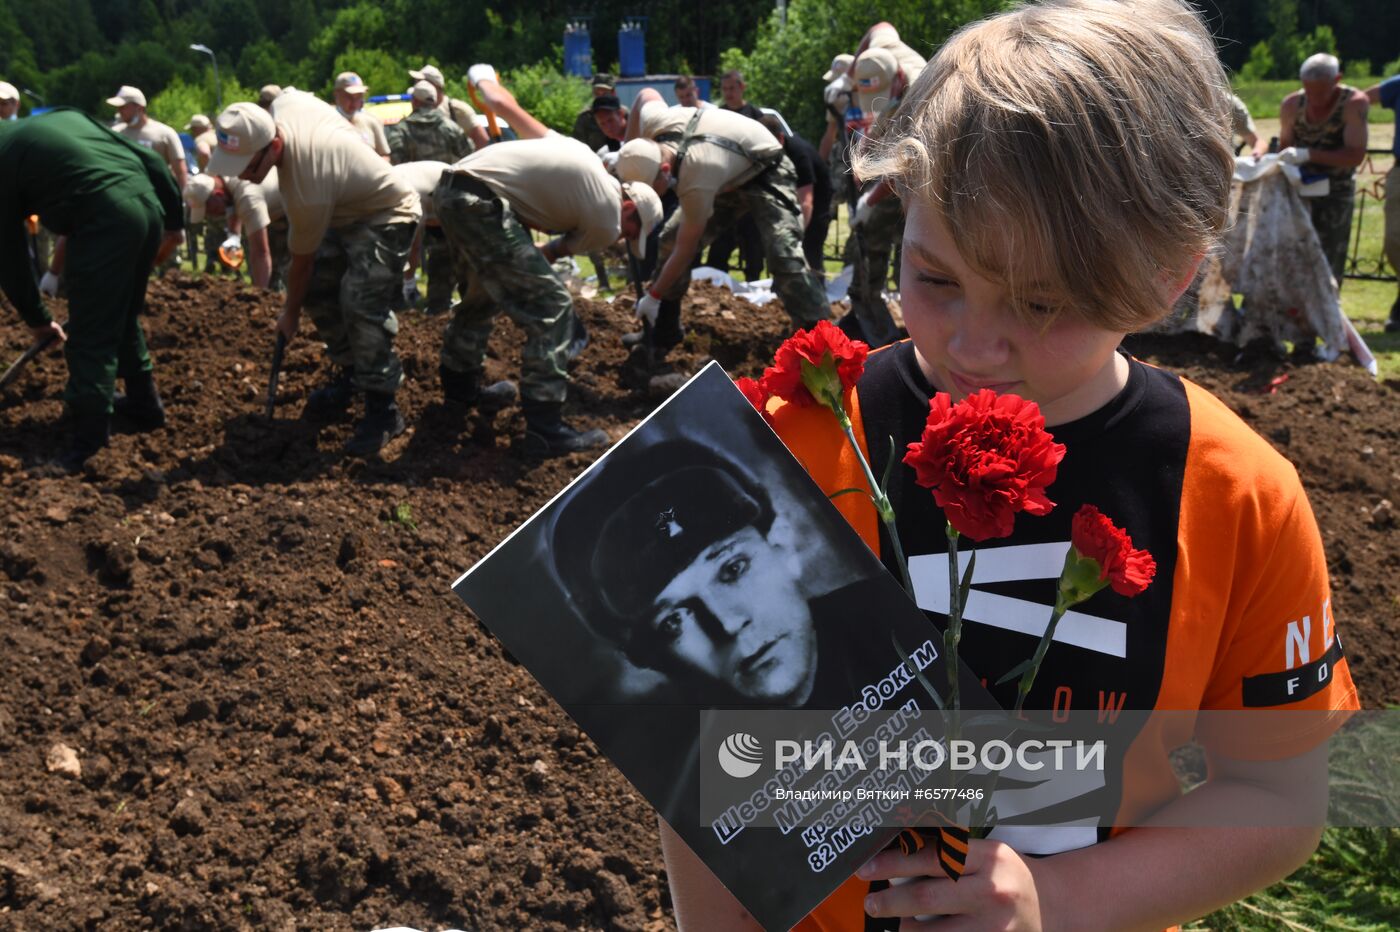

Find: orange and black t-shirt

[769,342,1359,932]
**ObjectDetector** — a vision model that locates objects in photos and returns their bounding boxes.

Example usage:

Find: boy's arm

[861,743,1329,930]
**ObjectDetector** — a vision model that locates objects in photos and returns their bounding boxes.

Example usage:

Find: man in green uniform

[571,75,619,152]
[0,109,184,470]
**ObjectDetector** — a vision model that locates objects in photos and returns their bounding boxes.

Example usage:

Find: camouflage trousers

[842,194,904,346]
[655,155,830,328]
[302,221,415,395]
[1304,176,1355,284]
[435,173,574,405]
[266,219,291,291]
[201,214,235,275]
[423,225,456,314]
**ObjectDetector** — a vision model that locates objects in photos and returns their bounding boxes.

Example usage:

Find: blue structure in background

[618,18,647,77]
[564,22,593,79]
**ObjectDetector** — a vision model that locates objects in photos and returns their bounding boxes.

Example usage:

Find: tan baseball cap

[616,138,663,185]
[621,181,663,259]
[409,64,445,89]
[184,174,216,222]
[106,85,147,108]
[854,48,899,114]
[823,54,854,82]
[185,114,211,132]
[0,82,18,101]
[207,102,277,178]
[334,72,368,94]
[410,80,437,104]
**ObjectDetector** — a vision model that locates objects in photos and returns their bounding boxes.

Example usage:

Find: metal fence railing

[1345,148,1396,283]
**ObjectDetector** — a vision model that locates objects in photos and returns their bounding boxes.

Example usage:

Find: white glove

[852,189,878,228]
[599,150,620,172]
[467,64,498,88]
[39,270,60,297]
[635,291,661,326]
[403,278,422,304]
[1278,146,1311,166]
[221,233,242,251]
[824,75,852,107]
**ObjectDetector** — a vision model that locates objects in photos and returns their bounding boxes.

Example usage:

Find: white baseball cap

[184,174,217,222]
[106,85,147,108]
[334,72,369,94]
[206,102,277,178]
[616,138,664,185]
[185,114,211,132]
[409,64,446,89]
[410,80,438,104]
[0,82,18,102]
[823,54,854,82]
[621,181,663,259]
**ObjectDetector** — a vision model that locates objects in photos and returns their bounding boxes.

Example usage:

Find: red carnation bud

[903,390,1065,541]
[735,376,774,426]
[1068,505,1157,598]
[761,320,868,412]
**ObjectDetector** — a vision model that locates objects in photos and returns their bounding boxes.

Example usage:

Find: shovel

[0,323,65,392]
[266,332,286,419]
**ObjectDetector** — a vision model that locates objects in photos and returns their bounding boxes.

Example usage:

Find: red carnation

[761,320,868,411]
[735,376,774,426]
[903,390,1066,541]
[1069,505,1157,597]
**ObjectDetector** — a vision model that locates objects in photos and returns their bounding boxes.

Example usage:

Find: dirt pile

[0,277,1394,930]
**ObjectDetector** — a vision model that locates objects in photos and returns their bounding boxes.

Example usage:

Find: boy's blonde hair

[856,0,1234,330]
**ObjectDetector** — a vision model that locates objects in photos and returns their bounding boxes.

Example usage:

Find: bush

[1239,41,1276,82]
[1384,55,1400,78]
[720,0,1010,145]
[499,59,591,134]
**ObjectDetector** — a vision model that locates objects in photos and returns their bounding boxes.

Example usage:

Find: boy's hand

[858,837,1046,929]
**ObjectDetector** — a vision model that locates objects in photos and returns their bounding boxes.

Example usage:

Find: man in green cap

[0,109,185,470]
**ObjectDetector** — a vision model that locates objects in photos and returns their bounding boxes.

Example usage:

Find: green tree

[721,0,1009,144]
[500,59,591,133]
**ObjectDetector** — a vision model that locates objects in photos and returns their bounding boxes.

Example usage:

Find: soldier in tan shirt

[432,66,663,455]
[618,89,830,358]
[407,64,490,151]
[207,93,421,456]
[332,72,392,161]
[108,85,186,191]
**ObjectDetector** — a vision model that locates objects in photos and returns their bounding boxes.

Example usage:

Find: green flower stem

[1013,593,1070,716]
[835,409,913,597]
[944,522,962,737]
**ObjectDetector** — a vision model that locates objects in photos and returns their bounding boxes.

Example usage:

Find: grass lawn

[1232,76,1397,123]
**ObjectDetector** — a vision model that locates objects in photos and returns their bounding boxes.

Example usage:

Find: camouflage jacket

[388,108,472,165]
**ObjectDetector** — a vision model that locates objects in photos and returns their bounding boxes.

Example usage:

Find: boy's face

[644,526,818,705]
[900,201,1130,427]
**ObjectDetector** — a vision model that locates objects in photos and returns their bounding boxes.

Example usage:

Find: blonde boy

[659,1,1359,928]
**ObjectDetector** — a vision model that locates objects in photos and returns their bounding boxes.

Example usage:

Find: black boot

[440,365,518,410]
[112,371,166,431]
[344,391,406,457]
[522,401,608,457]
[55,413,110,473]
[303,366,356,421]
[1386,296,1400,334]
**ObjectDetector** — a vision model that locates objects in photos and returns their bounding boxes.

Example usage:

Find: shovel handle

[266,332,286,419]
[467,84,501,142]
